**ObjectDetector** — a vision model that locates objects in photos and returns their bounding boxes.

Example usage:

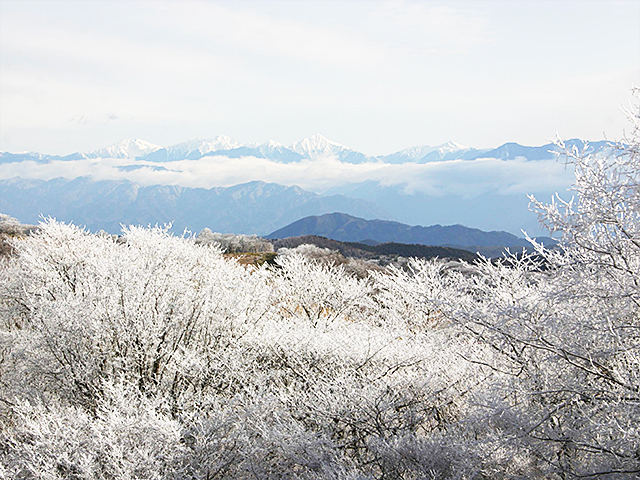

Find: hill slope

[267,213,556,252]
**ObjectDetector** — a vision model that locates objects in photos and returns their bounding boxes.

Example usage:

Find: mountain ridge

[0,177,388,235]
[267,212,556,253]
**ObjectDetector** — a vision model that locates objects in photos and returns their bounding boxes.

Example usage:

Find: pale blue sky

[1,0,639,155]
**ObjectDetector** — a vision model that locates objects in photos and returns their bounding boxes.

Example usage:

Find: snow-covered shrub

[1,221,275,409]
[272,251,374,325]
[278,243,383,278]
[0,220,490,478]
[0,214,26,237]
[0,214,37,258]
[278,243,348,265]
[1,380,184,480]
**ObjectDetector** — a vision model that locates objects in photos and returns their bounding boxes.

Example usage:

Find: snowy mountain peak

[262,139,284,149]
[435,141,469,154]
[290,134,350,158]
[381,141,473,164]
[166,135,242,157]
[390,145,433,160]
[87,138,162,159]
[248,139,285,150]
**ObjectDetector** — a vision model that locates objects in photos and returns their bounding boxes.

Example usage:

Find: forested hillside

[0,108,639,478]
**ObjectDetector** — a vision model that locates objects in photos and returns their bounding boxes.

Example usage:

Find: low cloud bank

[0,154,575,198]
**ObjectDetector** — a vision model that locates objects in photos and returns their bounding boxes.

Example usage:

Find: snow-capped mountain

[289,134,374,163]
[383,145,436,162]
[143,136,243,162]
[0,136,614,166]
[431,141,471,157]
[250,139,283,151]
[381,141,483,164]
[254,140,303,162]
[168,136,242,158]
[87,139,162,159]
[0,151,50,163]
[290,134,349,158]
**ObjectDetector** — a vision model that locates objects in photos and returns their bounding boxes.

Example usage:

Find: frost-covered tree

[278,243,383,278]
[442,93,640,477]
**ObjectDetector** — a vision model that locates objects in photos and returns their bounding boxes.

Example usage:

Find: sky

[1,0,639,156]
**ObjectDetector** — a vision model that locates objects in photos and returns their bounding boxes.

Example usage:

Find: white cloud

[0,155,574,200]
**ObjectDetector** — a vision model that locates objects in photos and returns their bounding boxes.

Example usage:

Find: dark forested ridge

[273,234,479,263]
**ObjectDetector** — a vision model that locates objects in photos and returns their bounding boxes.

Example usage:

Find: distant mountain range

[267,213,556,255]
[0,177,387,235]
[0,176,557,256]
[0,135,607,238]
[0,135,612,165]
